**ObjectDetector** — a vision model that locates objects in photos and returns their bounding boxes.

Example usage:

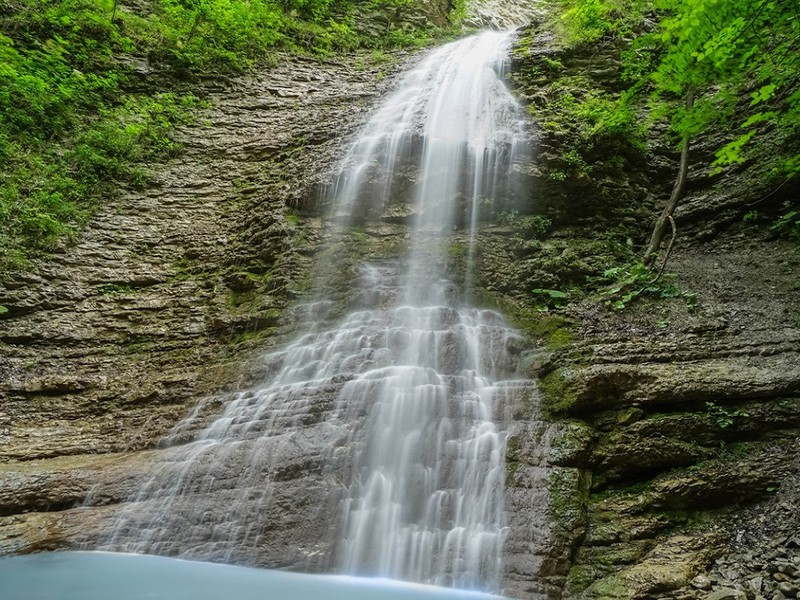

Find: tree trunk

[643,91,695,267]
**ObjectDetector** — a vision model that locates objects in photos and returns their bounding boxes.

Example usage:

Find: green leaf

[741,111,779,128]
[532,288,567,298]
[0,305,8,315]
[713,130,756,168]
[751,83,777,106]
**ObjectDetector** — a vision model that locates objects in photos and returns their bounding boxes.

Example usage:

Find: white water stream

[99,30,530,594]
[330,31,527,589]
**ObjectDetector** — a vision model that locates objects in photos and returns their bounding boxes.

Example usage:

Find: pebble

[777,584,798,596]
[693,575,713,591]
[748,577,764,593]
[708,588,748,600]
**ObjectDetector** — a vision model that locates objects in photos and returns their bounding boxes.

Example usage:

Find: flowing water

[97,29,531,594]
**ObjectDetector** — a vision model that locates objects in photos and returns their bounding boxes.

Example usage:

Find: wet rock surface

[481,205,800,600]
[0,37,552,597]
[1,14,798,600]
[493,16,800,600]
[0,50,409,555]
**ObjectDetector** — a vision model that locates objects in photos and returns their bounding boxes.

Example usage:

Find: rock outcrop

[0,50,407,556]
[499,16,800,600]
[1,10,799,600]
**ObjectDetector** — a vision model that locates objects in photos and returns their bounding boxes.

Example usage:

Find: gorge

[92,29,537,593]
[1,1,799,600]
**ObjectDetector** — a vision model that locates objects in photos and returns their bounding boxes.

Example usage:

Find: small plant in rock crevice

[497,210,552,238]
[772,205,800,249]
[705,401,748,430]
[531,288,568,312]
[599,262,696,310]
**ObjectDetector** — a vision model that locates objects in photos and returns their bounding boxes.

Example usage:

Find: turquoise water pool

[0,552,509,600]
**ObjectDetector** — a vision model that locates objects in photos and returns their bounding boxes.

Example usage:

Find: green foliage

[648,0,799,174]
[379,27,436,49]
[0,0,206,273]
[742,210,759,223]
[550,0,800,181]
[705,401,748,429]
[147,0,285,70]
[0,0,456,277]
[497,210,553,238]
[574,90,643,148]
[524,69,646,187]
[551,0,649,46]
[531,288,569,311]
[542,82,643,149]
[448,0,469,25]
[0,91,200,272]
[600,262,696,310]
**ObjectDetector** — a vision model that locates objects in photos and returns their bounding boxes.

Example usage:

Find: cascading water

[329,31,527,589]
[96,29,532,594]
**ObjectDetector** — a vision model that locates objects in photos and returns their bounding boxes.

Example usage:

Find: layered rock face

[1,10,799,600]
[0,29,553,597]
[0,52,406,557]
[502,19,800,600]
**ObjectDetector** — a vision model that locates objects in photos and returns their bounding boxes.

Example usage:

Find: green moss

[549,467,592,566]
[506,460,520,485]
[227,289,244,308]
[496,210,552,238]
[228,327,275,346]
[566,565,603,596]
[539,369,579,415]
[588,574,634,600]
[578,541,654,569]
[285,211,301,227]
[550,419,595,465]
[592,478,652,501]
[495,297,575,341]
[447,242,467,257]
[718,441,755,459]
[124,340,157,354]
[548,327,574,349]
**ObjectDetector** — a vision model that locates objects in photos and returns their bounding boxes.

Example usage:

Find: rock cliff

[1,8,798,600]
[500,16,800,600]
[0,50,405,557]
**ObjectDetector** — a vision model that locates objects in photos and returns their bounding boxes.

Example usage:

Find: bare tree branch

[643,91,694,267]
[649,216,677,284]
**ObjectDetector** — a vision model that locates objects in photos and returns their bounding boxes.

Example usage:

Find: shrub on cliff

[0,0,454,277]
[545,0,800,260]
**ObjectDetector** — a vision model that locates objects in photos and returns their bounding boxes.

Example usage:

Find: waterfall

[329,31,527,589]
[96,29,531,595]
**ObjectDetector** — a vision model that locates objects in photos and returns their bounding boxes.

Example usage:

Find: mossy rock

[539,368,580,415]
[550,419,596,466]
[590,431,716,486]
[549,466,591,538]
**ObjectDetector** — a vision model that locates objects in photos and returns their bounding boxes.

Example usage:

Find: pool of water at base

[0,551,510,600]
